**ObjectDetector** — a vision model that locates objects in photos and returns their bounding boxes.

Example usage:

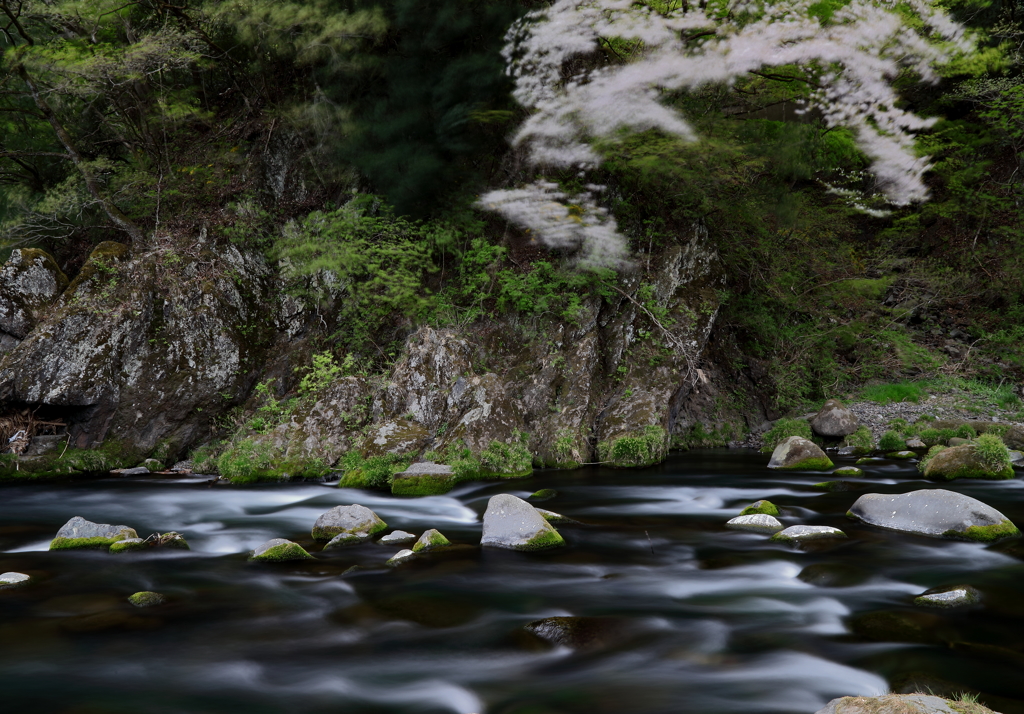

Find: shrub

[339,452,412,489]
[860,382,928,404]
[887,418,912,437]
[975,433,1012,473]
[599,425,667,467]
[480,433,532,476]
[216,438,275,484]
[760,418,812,453]
[919,428,956,446]
[918,445,947,473]
[191,444,221,474]
[845,426,874,451]
[954,424,977,439]
[878,430,905,451]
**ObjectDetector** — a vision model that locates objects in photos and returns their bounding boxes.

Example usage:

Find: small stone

[171,460,193,472]
[386,549,416,566]
[855,457,876,465]
[767,437,833,470]
[378,530,416,545]
[412,528,450,553]
[888,450,916,459]
[906,438,927,449]
[312,505,387,543]
[481,494,565,551]
[0,572,30,588]
[833,466,864,477]
[128,591,166,607]
[108,538,147,554]
[529,489,558,501]
[115,467,150,476]
[1008,450,1023,464]
[250,538,314,562]
[726,514,783,533]
[810,399,859,437]
[769,525,847,543]
[914,585,980,609]
[739,500,779,516]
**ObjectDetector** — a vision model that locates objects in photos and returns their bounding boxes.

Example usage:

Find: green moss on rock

[108,538,148,553]
[128,591,166,607]
[944,520,1020,543]
[391,471,456,496]
[250,539,314,562]
[597,425,667,468]
[833,466,864,477]
[519,528,566,551]
[412,528,450,552]
[739,500,779,516]
[529,489,558,501]
[50,536,128,551]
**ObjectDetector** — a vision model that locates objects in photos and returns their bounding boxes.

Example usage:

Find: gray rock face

[848,489,1019,542]
[116,467,150,476]
[0,248,69,339]
[0,572,30,588]
[811,399,859,437]
[769,525,846,543]
[914,585,981,608]
[726,514,783,533]
[54,516,137,542]
[481,494,565,551]
[814,694,981,714]
[768,436,833,470]
[312,504,386,543]
[379,530,416,545]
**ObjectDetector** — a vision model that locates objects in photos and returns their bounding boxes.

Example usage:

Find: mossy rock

[849,610,944,644]
[597,425,668,469]
[769,525,846,543]
[0,572,31,589]
[529,489,558,501]
[411,528,450,553]
[108,538,148,554]
[128,591,166,608]
[914,585,981,609]
[0,439,142,482]
[250,538,314,562]
[480,494,566,551]
[739,500,779,517]
[391,464,457,496]
[833,466,864,477]
[813,480,864,492]
[855,457,876,465]
[49,516,138,551]
[767,436,833,470]
[887,450,917,459]
[923,444,1014,481]
[312,505,387,543]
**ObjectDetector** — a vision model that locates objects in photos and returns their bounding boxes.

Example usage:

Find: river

[3,449,1024,713]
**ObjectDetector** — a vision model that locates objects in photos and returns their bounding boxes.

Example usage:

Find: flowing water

[4,449,1024,714]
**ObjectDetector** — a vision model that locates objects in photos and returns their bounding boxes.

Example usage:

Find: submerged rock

[726,514,783,533]
[887,450,917,459]
[115,466,150,477]
[798,563,868,587]
[391,462,455,496]
[832,466,864,477]
[813,480,864,492]
[378,530,416,545]
[914,584,981,609]
[523,616,631,650]
[849,610,944,644]
[923,444,1014,481]
[847,489,1019,542]
[769,525,846,543]
[386,549,416,566]
[109,532,189,554]
[250,538,314,562]
[481,494,565,551]
[739,500,779,516]
[0,572,30,588]
[128,591,166,608]
[49,516,138,551]
[810,399,859,437]
[767,437,833,470]
[814,694,997,714]
[411,529,450,553]
[529,489,558,501]
[536,508,578,524]
[312,505,386,544]
[108,538,147,554]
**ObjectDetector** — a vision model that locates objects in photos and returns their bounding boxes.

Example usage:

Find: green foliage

[878,430,906,451]
[297,351,343,399]
[216,438,276,484]
[860,382,928,404]
[598,425,667,468]
[918,428,956,446]
[974,433,1011,473]
[919,445,947,473]
[760,418,812,453]
[479,433,532,476]
[338,452,412,489]
[954,424,977,439]
[887,418,913,437]
[845,426,874,451]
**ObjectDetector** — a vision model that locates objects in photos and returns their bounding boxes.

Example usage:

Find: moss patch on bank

[598,425,667,468]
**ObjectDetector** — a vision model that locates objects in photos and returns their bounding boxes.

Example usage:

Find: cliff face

[0,222,765,481]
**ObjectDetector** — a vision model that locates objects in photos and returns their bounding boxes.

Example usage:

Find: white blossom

[480,0,972,267]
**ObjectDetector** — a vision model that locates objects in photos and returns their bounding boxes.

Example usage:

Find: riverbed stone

[847,489,1019,542]
[49,516,138,550]
[914,584,981,609]
[814,694,994,714]
[386,549,416,566]
[906,438,927,450]
[412,528,450,553]
[767,437,833,470]
[813,480,865,493]
[769,525,846,543]
[536,508,578,524]
[523,616,631,650]
[391,462,456,496]
[798,563,868,587]
[0,572,30,588]
[128,591,166,607]
[833,466,864,477]
[108,538,147,553]
[529,489,558,501]
[887,450,916,459]
[379,530,416,545]
[312,504,387,543]
[250,538,314,562]
[116,466,151,477]
[923,444,1014,481]
[726,514,783,533]
[739,500,779,516]
[481,494,565,551]
[810,399,859,437]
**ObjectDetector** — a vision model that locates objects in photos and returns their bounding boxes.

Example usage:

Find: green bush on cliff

[878,430,905,451]
[844,426,874,452]
[599,425,667,468]
[216,438,276,483]
[975,433,1012,474]
[337,452,412,489]
[760,418,812,453]
[479,433,532,477]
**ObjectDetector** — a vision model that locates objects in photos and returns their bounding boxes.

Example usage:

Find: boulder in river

[914,584,981,609]
[128,591,166,608]
[726,514,783,533]
[739,500,779,516]
[887,450,916,459]
[391,462,456,496]
[523,616,631,650]
[312,505,386,544]
[109,531,189,553]
[250,538,314,562]
[49,516,138,551]
[529,489,557,501]
[378,530,416,545]
[810,399,859,437]
[0,572,30,588]
[481,494,565,551]
[769,525,846,543]
[923,444,1014,481]
[412,528,450,552]
[847,489,1019,542]
[767,437,833,470]
[386,549,416,566]
[832,466,864,477]
[813,480,865,492]
[814,694,997,714]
